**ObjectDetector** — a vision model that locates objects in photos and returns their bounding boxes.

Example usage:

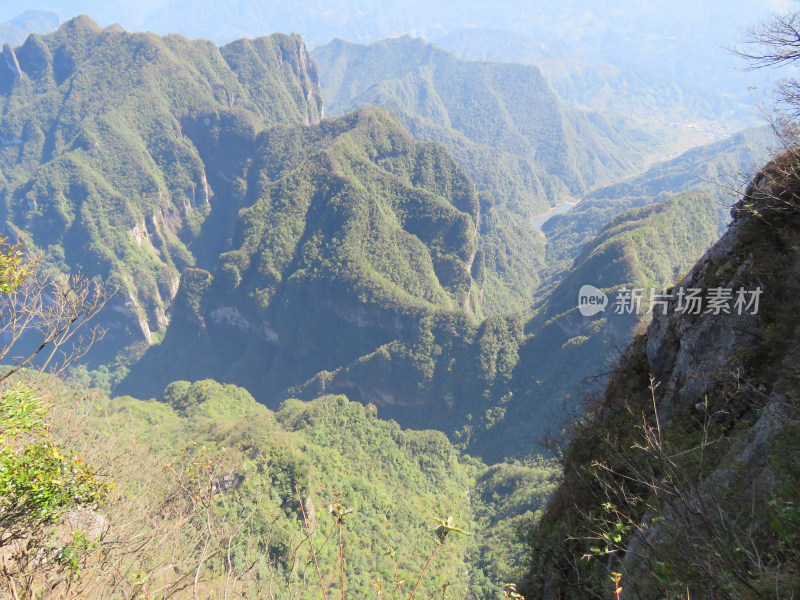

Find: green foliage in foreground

[1,385,108,553]
[71,379,559,599]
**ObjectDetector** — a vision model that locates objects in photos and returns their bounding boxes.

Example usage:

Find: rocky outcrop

[643,218,764,421]
[2,43,22,77]
[279,34,324,126]
[185,177,210,210]
[643,149,800,423]
[522,149,800,599]
[0,42,23,91]
[209,306,250,333]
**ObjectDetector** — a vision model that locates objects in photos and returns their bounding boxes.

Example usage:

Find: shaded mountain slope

[293,191,720,457]
[119,107,489,403]
[469,191,720,461]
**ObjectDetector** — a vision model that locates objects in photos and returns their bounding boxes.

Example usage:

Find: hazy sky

[1,0,790,46]
[2,0,793,114]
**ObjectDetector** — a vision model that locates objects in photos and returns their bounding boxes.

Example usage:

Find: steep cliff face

[522,150,800,599]
[220,33,323,126]
[118,107,487,405]
[0,16,323,348]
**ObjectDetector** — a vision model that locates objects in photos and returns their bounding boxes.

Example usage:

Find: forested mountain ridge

[1,17,549,410]
[0,15,322,348]
[311,34,665,318]
[118,106,493,402]
[312,36,648,218]
[543,125,776,264]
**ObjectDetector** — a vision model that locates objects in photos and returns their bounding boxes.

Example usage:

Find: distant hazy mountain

[0,10,60,45]
[3,1,778,120]
[4,1,778,141]
[435,27,762,130]
[9,1,772,57]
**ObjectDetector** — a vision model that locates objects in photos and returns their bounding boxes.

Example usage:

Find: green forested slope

[104,382,478,599]
[118,107,490,403]
[32,377,558,599]
[543,126,776,263]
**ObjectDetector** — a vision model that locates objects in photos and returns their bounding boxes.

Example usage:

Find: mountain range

[1,15,774,463]
[313,36,649,217]
[1,9,797,600]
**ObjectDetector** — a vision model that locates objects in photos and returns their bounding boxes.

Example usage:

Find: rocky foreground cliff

[521,149,800,599]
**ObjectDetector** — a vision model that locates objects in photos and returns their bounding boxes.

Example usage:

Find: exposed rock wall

[522,149,800,599]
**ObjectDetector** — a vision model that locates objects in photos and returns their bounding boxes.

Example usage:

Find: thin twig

[296,486,329,600]
[407,541,441,600]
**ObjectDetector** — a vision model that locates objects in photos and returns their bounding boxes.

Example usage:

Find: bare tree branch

[0,272,112,385]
